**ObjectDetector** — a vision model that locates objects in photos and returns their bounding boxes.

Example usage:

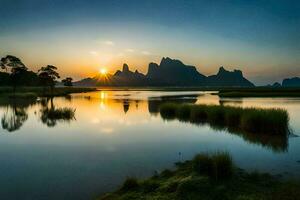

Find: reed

[98,152,300,200]
[159,103,289,135]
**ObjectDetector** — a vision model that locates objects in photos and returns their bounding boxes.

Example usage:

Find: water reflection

[0,97,36,132]
[0,92,293,153]
[148,94,198,115]
[39,98,76,127]
[0,96,76,131]
[0,91,299,199]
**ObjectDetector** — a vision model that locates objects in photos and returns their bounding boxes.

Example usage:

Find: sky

[0,0,299,85]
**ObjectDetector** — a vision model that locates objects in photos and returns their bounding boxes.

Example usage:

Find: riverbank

[0,87,97,98]
[98,152,300,200]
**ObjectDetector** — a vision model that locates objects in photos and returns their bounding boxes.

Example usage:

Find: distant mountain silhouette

[282,77,300,87]
[147,57,206,86]
[75,57,255,87]
[207,66,254,87]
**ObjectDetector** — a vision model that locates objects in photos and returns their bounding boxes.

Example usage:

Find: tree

[62,77,73,87]
[38,65,60,93]
[0,55,28,92]
[0,55,27,72]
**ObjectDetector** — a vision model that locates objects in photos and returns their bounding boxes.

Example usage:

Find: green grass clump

[192,152,233,180]
[97,152,300,200]
[159,103,289,136]
[176,105,191,121]
[159,103,178,120]
[240,108,289,135]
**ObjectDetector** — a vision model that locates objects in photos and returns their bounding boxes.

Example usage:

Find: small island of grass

[98,152,300,200]
[159,103,289,135]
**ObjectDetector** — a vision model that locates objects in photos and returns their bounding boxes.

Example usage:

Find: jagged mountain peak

[75,56,254,87]
[122,63,129,72]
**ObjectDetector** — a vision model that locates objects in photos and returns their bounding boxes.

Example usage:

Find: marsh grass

[160,103,289,135]
[98,152,300,200]
[193,152,233,181]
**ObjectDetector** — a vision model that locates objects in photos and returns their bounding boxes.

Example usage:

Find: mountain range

[75,57,255,87]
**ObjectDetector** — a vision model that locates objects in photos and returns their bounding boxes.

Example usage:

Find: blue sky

[0,0,299,85]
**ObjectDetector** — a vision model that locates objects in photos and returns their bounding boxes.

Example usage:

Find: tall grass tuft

[159,103,178,120]
[192,152,233,180]
[159,103,289,136]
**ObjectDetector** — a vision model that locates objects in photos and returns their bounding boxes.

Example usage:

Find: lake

[0,90,299,200]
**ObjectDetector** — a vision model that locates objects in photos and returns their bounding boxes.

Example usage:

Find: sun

[99,68,107,75]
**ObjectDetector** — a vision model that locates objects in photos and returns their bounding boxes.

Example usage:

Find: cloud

[90,51,98,56]
[103,40,115,46]
[125,48,135,52]
[141,51,151,55]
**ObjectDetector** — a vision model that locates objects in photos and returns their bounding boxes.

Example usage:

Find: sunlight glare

[100,68,107,75]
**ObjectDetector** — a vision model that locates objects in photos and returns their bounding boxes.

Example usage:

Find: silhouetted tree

[38,65,60,93]
[62,77,73,86]
[0,55,28,92]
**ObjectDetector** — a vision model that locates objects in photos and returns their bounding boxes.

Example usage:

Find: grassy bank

[160,103,289,135]
[0,87,97,97]
[98,152,300,200]
[218,88,300,97]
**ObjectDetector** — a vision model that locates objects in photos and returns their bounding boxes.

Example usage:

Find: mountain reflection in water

[0,92,290,153]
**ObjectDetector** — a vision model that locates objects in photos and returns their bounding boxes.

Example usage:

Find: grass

[97,152,300,200]
[0,86,97,97]
[217,88,300,97]
[159,103,289,135]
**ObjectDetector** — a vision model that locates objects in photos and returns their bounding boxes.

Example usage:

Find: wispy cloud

[125,48,135,52]
[103,40,115,46]
[90,51,98,56]
[141,51,151,55]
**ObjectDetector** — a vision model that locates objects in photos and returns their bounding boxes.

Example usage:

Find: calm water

[0,90,300,200]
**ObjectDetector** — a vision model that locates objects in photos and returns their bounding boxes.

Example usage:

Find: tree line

[0,55,73,90]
